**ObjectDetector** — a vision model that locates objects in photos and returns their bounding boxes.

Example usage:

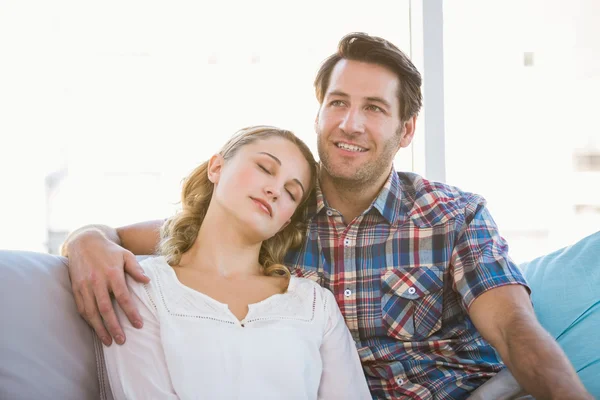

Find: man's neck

[319,168,391,223]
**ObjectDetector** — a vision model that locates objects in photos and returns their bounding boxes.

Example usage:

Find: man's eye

[330,100,345,107]
[367,105,383,113]
[258,164,272,174]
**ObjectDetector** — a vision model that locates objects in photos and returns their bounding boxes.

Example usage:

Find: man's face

[316,59,414,187]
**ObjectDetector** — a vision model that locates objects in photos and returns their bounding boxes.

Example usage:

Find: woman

[102,126,371,399]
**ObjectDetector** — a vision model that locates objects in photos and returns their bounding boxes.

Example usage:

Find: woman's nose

[264,185,281,199]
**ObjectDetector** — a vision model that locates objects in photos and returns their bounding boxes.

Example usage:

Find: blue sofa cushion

[520,231,600,397]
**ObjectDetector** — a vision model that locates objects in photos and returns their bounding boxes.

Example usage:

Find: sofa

[1,231,599,399]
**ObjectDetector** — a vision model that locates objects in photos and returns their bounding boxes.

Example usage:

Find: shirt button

[344,289,352,297]
[344,239,350,246]
[395,377,404,385]
[407,287,416,295]
[326,210,333,216]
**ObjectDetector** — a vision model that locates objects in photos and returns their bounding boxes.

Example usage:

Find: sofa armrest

[0,250,99,400]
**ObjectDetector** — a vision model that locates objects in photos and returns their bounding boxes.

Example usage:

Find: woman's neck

[177,206,263,278]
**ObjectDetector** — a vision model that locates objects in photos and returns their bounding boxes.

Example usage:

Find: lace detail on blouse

[140,257,319,326]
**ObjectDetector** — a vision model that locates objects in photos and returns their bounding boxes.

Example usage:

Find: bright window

[0,0,412,252]
[443,0,600,262]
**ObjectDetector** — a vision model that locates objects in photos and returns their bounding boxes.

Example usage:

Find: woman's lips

[251,197,272,216]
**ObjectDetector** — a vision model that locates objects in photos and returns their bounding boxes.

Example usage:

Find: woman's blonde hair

[158,125,318,280]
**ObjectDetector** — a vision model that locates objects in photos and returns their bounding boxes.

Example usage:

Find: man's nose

[339,107,365,134]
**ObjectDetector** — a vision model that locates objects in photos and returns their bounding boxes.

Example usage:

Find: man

[62,33,591,399]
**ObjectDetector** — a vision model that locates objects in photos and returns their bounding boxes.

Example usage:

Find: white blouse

[103,256,371,400]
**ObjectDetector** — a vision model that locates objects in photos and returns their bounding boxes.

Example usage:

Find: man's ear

[399,115,417,148]
[207,154,224,184]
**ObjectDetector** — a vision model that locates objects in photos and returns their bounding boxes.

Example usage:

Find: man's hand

[62,227,150,346]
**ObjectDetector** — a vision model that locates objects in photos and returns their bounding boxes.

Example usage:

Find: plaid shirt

[284,169,529,400]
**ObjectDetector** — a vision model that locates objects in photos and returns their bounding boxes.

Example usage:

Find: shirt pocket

[381,266,444,341]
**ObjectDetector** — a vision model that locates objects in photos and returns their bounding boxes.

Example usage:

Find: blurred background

[1,0,598,263]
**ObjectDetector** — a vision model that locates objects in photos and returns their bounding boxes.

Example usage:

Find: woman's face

[209,136,313,241]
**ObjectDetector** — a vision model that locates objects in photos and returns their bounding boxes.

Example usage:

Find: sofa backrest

[0,250,100,400]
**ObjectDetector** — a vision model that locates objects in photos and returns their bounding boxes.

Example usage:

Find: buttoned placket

[339,222,360,342]
[319,207,361,342]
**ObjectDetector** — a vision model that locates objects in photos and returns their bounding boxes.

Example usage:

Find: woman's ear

[207,154,224,184]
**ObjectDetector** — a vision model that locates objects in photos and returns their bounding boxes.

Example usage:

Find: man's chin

[322,161,358,176]
[326,169,366,183]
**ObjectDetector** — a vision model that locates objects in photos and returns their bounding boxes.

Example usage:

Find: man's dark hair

[314,32,423,121]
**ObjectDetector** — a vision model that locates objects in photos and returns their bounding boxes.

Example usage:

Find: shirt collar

[371,168,403,225]
[308,167,403,225]
[308,178,327,218]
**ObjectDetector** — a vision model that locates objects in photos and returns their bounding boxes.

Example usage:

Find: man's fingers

[119,253,145,329]
[111,279,143,330]
[80,285,113,346]
[124,253,150,284]
[72,284,86,317]
[95,286,126,345]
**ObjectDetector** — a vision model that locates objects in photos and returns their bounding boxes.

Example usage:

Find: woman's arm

[103,275,179,399]
[318,289,371,399]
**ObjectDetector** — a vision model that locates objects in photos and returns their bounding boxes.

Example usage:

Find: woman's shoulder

[138,255,171,276]
[124,256,172,298]
[284,278,342,332]
[289,276,320,294]
[289,277,336,309]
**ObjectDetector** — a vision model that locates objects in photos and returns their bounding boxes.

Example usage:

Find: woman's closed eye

[258,164,272,175]
[258,163,300,202]
[286,189,297,202]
